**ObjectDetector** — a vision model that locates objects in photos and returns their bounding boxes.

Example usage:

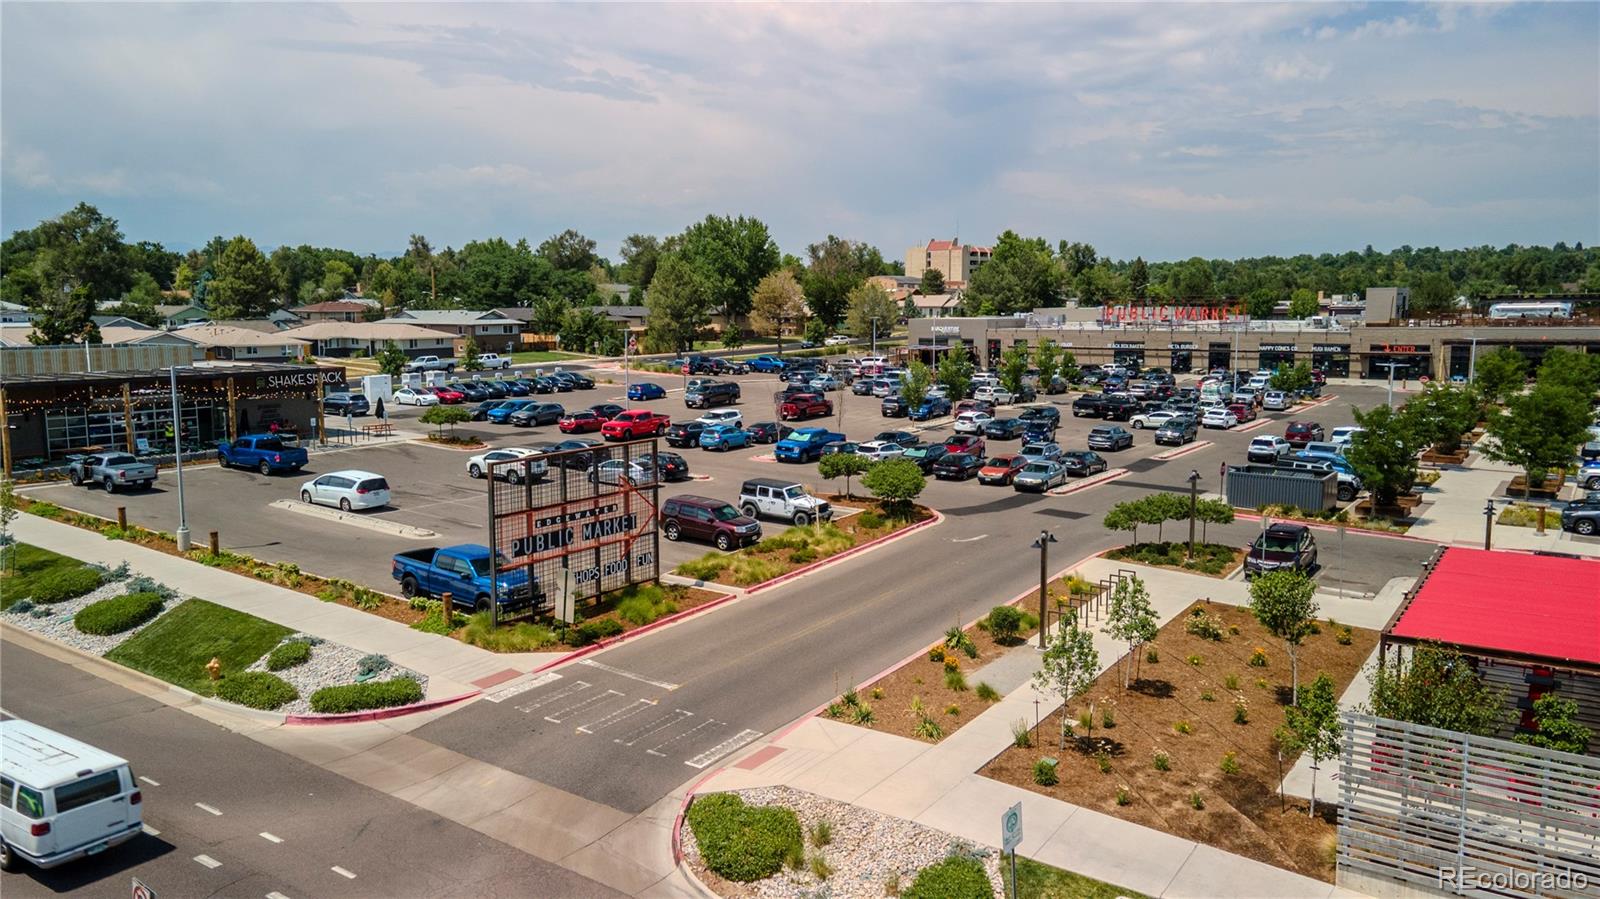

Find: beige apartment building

[904,239,992,285]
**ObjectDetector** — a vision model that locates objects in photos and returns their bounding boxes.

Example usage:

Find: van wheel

[1,839,15,872]
[400,576,418,598]
[793,512,811,526]
[715,533,733,551]
[339,498,352,512]
[740,503,758,519]
[664,522,681,541]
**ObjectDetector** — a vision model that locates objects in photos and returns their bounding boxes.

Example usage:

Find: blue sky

[3,2,1596,263]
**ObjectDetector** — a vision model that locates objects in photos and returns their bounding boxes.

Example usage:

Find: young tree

[861,458,925,518]
[461,336,484,371]
[1102,501,1142,544]
[1248,569,1319,705]
[998,344,1031,396]
[1057,350,1081,386]
[1288,288,1319,319]
[1402,384,1477,454]
[1102,575,1158,688]
[900,360,932,409]
[207,236,278,319]
[1269,362,1314,395]
[918,267,945,296]
[1346,404,1422,507]
[935,350,975,403]
[1033,613,1101,750]
[375,341,409,379]
[1136,492,1188,543]
[1366,643,1504,736]
[1482,383,1593,498]
[1281,672,1342,817]
[1034,341,1062,390]
[748,269,806,341]
[1514,694,1592,755]
[719,328,744,350]
[818,452,872,499]
[1128,256,1149,300]
[844,281,898,340]
[1471,346,1527,405]
[643,254,710,353]
[803,318,830,346]
[1195,497,1235,543]
[420,404,471,438]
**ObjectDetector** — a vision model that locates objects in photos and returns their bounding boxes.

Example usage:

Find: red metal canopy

[1388,547,1600,667]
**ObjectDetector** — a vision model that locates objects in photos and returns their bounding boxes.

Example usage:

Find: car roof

[319,469,385,479]
[1,719,128,788]
[1265,523,1309,538]
[743,477,803,489]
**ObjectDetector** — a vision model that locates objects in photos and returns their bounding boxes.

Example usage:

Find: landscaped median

[0,542,428,717]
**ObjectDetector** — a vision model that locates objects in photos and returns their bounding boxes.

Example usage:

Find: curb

[1048,468,1129,496]
[283,690,479,725]
[1150,441,1212,461]
[528,589,743,675]
[267,499,438,538]
[745,509,944,594]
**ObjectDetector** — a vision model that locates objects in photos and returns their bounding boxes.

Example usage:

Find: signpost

[1001,802,1023,897]
[555,568,577,625]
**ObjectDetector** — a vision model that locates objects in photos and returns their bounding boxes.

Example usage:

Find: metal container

[1225,463,1337,512]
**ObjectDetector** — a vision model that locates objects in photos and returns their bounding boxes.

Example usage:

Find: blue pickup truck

[392,545,541,614]
[774,426,846,463]
[217,434,309,475]
[746,355,786,373]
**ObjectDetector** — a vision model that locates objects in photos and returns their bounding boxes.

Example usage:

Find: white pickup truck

[474,353,513,370]
[403,355,457,373]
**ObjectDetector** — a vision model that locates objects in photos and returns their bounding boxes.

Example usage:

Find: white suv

[695,408,744,430]
[738,478,833,526]
[1247,436,1291,463]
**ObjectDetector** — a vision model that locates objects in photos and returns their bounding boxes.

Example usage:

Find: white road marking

[951,534,989,543]
[645,718,721,757]
[575,698,657,734]
[195,854,222,869]
[266,892,292,899]
[260,832,283,843]
[139,776,161,787]
[142,824,161,836]
[544,689,624,723]
[615,709,693,746]
[195,802,222,816]
[577,658,680,690]
[514,680,591,713]
[686,729,763,769]
[484,671,561,703]
[332,866,357,879]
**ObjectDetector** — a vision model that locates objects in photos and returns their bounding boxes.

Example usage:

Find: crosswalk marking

[484,672,561,703]
[685,729,763,769]
[615,709,693,747]
[514,680,591,713]
[544,689,623,723]
[195,854,222,869]
[577,658,680,690]
[646,718,720,756]
[575,698,656,734]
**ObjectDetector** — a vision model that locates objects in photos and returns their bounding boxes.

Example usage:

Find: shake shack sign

[253,368,346,390]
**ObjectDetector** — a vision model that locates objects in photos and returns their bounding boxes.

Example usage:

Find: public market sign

[1101,305,1242,324]
[509,501,653,561]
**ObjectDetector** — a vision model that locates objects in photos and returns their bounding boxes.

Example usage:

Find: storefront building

[0,362,346,477]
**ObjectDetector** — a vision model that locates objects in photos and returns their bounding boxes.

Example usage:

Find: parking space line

[485,671,561,703]
[686,729,763,769]
[260,832,283,843]
[575,698,657,734]
[577,658,680,690]
[266,892,292,899]
[645,717,721,757]
[195,802,223,816]
[138,776,161,787]
[544,689,624,723]
[614,709,693,746]
[332,866,357,879]
[142,824,161,836]
[195,854,222,869]
[513,680,592,713]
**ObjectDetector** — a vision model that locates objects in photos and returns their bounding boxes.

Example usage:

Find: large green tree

[1402,384,1477,454]
[677,215,780,322]
[962,231,1060,315]
[1408,271,1456,315]
[643,254,710,353]
[1168,257,1215,299]
[207,236,278,318]
[538,229,600,273]
[844,281,897,340]
[802,235,887,327]
[748,270,807,347]
[1346,404,1423,507]
[1366,643,1504,736]
[1128,256,1150,300]
[4,203,134,342]
[1536,346,1600,398]
[616,234,661,294]
[1288,288,1319,319]
[918,267,945,296]
[1471,346,1527,404]
[1482,382,1593,497]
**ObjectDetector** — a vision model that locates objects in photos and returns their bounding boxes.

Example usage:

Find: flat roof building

[904,239,992,285]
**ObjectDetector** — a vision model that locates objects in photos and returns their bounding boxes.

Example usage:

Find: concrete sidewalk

[701,558,1368,898]
[1404,456,1600,556]
[10,512,560,699]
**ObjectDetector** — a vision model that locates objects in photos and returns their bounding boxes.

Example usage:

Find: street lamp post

[1484,499,1496,551]
[1032,530,1058,648]
[1468,336,1479,383]
[1375,360,1404,408]
[1186,469,1200,560]
[168,366,191,552]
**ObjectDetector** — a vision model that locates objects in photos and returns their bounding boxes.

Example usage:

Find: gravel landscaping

[683,785,1005,898]
[1,578,161,656]
[246,634,426,716]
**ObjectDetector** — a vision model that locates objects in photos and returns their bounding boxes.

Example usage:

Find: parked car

[1559,491,1600,536]
[944,434,986,457]
[217,435,309,475]
[1020,441,1063,464]
[1282,456,1364,502]
[299,469,390,511]
[978,454,1028,485]
[773,427,845,462]
[558,410,607,433]
[509,402,565,427]
[470,399,508,421]
[908,397,953,422]
[590,403,626,420]
[393,386,439,406]
[627,382,667,401]
[664,421,709,448]
[1012,460,1066,492]
[1580,461,1600,490]
[695,408,744,430]
[699,424,753,451]
[446,381,489,402]
[661,495,761,550]
[869,380,899,398]
[638,451,691,482]
[392,544,537,613]
[486,399,536,424]
[747,355,786,373]
[1262,390,1292,411]
[931,452,983,481]
[403,355,456,373]
[1086,425,1134,451]
[851,378,879,396]
[1227,403,1258,423]
[600,409,671,440]
[1247,436,1292,463]
[956,399,997,417]
[686,381,741,409]
[66,452,157,492]
[551,371,595,390]
[500,378,533,395]
[880,395,907,417]
[1329,426,1365,445]
[1302,440,1347,459]
[954,411,993,434]
[874,430,920,447]
[0,719,145,873]
[542,439,602,470]
[1201,407,1239,429]
[1059,450,1108,477]
[857,441,906,462]
[808,374,843,392]
[476,380,509,400]
[1284,421,1325,448]
[1131,409,1178,430]
[974,384,1015,404]
[590,459,656,487]
[983,417,1027,440]
[820,440,859,456]
[900,443,948,472]
[738,478,832,526]
[1154,417,1198,446]
[780,393,833,421]
[747,421,791,444]
[1245,523,1319,576]
[466,447,547,482]
[428,385,465,404]
[1099,395,1140,422]
[323,392,370,416]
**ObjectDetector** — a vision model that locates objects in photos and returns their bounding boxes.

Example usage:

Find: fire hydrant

[205,657,222,681]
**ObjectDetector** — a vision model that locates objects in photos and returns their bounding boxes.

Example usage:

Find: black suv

[323,392,369,416]
[873,430,920,448]
[1245,523,1319,576]
[685,381,741,408]
[1071,394,1107,418]
[664,421,708,448]
[1099,395,1140,422]
[1018,406,1062,427]
[683,355,725,375]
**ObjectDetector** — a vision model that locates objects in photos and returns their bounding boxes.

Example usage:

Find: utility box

[1225,464,1337,512]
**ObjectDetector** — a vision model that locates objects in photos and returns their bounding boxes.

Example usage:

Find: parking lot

[23,361,1401,596]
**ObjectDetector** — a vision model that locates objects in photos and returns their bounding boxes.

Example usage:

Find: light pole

[1186,469,1200,560]
[168,366,191,552]
[1032,530,1058,648]
[1484,499,1496,551]
[1467,336,1479,383]
[1375,360,1404,408]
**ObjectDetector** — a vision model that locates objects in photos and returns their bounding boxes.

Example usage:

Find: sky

[3,2,1597,264]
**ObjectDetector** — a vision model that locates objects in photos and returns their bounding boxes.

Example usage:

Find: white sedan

[824,335,853,346]
[299,469,391,512]
[467,447,547,482]
[808,375,843,392]
[1201,407,1239,429]
[1130,409,1179,430]
[393,386,439,406]
[953,411,993,434]
[856,441,906,462]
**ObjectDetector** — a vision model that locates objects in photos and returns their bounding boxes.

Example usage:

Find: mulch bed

[1505,475,1565,499]
[1102,544,1248,579]
[980,601,1379,883]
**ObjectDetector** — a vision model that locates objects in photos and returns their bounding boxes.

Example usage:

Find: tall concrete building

[905,239,992,285]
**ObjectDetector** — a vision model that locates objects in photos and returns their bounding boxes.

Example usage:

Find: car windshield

[1022,463,1052,474]
[785,486,805,498]
[713,505,743,521]
[1261,535,1300,552]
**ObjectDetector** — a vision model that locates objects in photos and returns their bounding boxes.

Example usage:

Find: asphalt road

[0,641,624,899]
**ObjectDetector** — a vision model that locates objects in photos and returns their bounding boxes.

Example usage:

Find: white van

[1329,426,1366,446]
[1,720,143,871]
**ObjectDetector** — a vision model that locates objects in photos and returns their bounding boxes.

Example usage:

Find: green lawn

[106,599,291,694]
[1003,856,1150,899]
[509,350,587,364]
[0,543,92,609]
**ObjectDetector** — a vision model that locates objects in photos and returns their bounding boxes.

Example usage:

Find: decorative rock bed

[682,785,1005,898]
[245,634,426,716]
[1,577,159,656]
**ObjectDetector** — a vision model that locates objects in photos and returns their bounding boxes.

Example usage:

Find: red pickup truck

[600,409,671,440]
[780,393,833,421]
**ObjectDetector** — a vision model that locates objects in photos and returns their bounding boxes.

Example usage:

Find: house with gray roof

[383,309,521,352]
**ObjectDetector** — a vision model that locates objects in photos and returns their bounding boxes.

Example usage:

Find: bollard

[1537,506,1547,535]
[440,592,452,619]
[209,531,219,555]
[116,506,127,530]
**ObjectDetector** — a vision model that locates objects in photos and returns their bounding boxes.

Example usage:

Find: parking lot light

[1031,529,1058,648]
[1187,469,1200,560]
[169,366,191,553]
[1484,499,1496,550]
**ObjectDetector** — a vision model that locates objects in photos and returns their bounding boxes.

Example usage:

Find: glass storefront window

[44,399,229,460]
[1170,351,1193,373]
[1259,350,1296,371]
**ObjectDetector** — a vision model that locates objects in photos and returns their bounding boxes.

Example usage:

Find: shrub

[357,654,391,677]
[1033,757,1059,786]
[944,626,978,659]
[29,566,103,604]
[788,547,818,564]
[1187,654,1203,666]
[986,605,1023,643]
[568,618,624,646]
[1102,706,1116,729]
[7,599,35,615]
[1116,786,1131,806]
[945,703,960,717]
[810,819,833,848]
[943,654,961,672]
[902,855,994,899]
[1336,627,1354,646]
[1249,647,1269,667]
[1010,718,1032,748]
[852,703,875,725]
[823,702,845,719]
[266,640,312,671]
[928,644,946,663]
[1185,610,1225,641]
[944,669,967,691]
[1224,674,1239,690]
[352,588,382,611]
[1234,697,1250,725]
[616,589,678,626]
[684,793,803,883]
[842,686,860,707]
[1228,624,1241,636]
[676,553,730,581]
[871,687,884,700]
[412,601,467,636]
[409,596,430,611]
[458,612,554,650]
[914,716,944,741]
[810,854,833,881]
[1174,721,1192,735]
[309,677,423,714]
[286,633,323,646]
[1220,752,1240,776]
[784,843,805,872]
[73,592,164,635]
[1189,791,1206,810]
[215,671,298,710]
[858,511,885,530]
[1153,749,1171,771]
[1145,646,1160,664]
[975,682,1000,702]
[1096,752,1112,774]
[1200,690,1215,702]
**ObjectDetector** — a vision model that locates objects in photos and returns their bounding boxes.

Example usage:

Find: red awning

[1388,547,1600,667]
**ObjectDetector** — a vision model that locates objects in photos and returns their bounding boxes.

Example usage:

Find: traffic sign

[1419,375,1431,384]
[132,877,157,899]
[1001,801,1023,853]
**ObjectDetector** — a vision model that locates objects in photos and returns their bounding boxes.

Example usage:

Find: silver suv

[738,478,833,526]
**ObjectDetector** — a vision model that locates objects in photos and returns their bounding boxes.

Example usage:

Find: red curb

[284,690,478,725]
[744,509,944,594]
[1232,511,1434,543]
[529,589,743,675]
[1048,469,1129,496]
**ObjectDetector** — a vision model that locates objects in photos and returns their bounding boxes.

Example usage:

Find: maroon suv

[660,495,762,551]
[1284,421,1325,448]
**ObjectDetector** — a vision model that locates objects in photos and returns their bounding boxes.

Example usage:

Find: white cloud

[1265,56,1333,83]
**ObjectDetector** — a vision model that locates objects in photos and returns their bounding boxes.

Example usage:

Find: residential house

[173,325,310,362]
[383,309,521,353]
[153,303,211,329]
[909,293,964,319]
[282,321,456,358]
[868,275,919,305]
[0,301,35,323]
[0,323,197,349]
[292,300,373,323]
